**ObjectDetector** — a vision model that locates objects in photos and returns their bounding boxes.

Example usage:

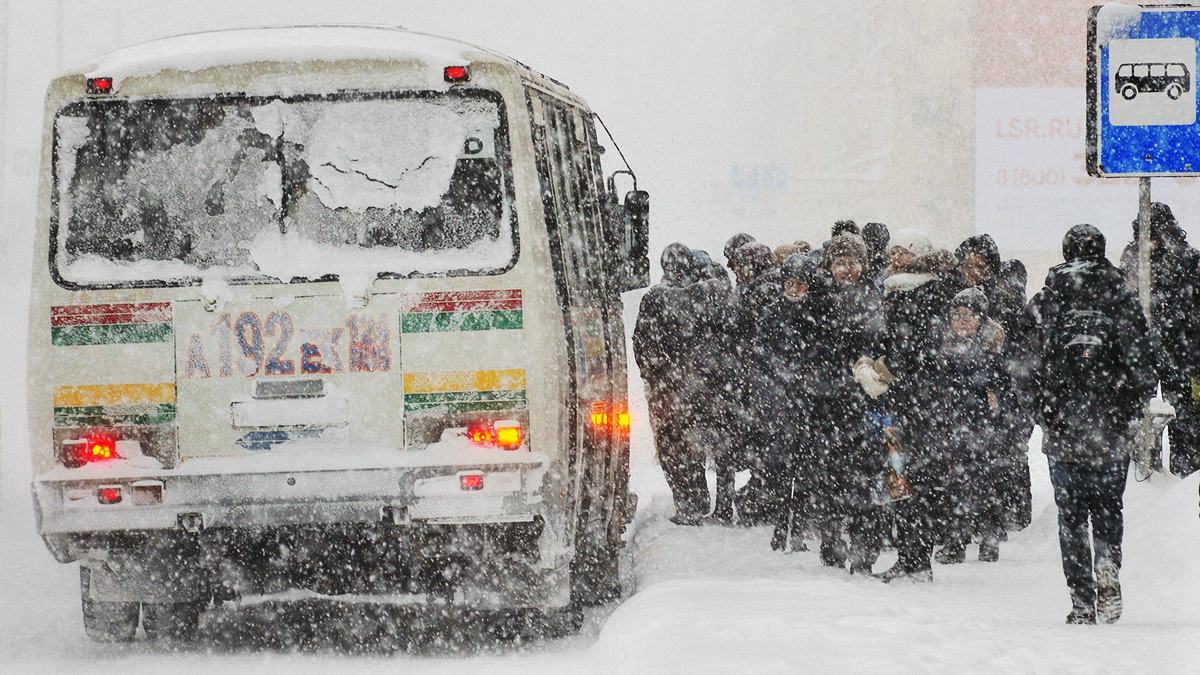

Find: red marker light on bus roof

[87,77,114,95]
[460,473,484,491]
[444,66,470,83]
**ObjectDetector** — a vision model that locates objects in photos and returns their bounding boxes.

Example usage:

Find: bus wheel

[1168,83,1183,100]
[1122,84,1138,100]
[80,567,140,643]
[142,601,202,641]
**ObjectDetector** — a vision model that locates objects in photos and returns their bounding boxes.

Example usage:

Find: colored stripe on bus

[404,370,526,394]
[51,303,171,325]
[401,310,523,333]
[52,323,173,346]
[404,390,528,412]
[54,403,177,427]
[54,383,176,408]
[51,303,173,345]
[400,290,522,333]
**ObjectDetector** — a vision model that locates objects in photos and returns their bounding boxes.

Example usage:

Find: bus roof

[70,25,575,98]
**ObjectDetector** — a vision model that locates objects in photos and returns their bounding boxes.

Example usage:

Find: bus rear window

[52,91,516,289]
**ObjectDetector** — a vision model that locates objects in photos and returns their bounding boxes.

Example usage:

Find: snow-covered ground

[3,426,1198,674]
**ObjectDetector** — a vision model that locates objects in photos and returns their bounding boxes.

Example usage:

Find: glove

[854,356,889,399]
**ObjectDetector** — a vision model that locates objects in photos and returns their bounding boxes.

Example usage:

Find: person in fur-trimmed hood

[928,287,1012,566]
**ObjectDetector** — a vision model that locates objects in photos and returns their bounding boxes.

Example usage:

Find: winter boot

[848,559,874,576]
[978,536,1000,563]
[1066,597,1096,625]
[934,542,966,565]
[1095,560,1123,624]
[770,525,788,552]
[669,513,702,526]
[819,536,847,569]
[878,559,933,584]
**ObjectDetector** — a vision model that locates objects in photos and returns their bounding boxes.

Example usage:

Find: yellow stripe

[404,369,526,394]
[54,383,176,407]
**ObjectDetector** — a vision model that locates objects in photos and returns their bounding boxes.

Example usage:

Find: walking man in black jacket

[1027,225,1157,624]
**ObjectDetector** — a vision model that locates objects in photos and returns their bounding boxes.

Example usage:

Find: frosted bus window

[53,92,515,288]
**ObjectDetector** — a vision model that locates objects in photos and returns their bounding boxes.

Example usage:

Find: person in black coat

[998,258,1035,531]
[1119,202,1200,476]
[763,251,827,551]
[929,287,1012,565]
[1026,224,1156,624]
[633,243,709,525]
[957,234,1036,533]
[807,234,887,574]
[876,231,961,581]
[727,241,786,525]
[687,248,740,522]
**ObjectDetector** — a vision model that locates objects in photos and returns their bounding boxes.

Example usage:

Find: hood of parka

[661,242,696,286]
[1062,224,1107,263]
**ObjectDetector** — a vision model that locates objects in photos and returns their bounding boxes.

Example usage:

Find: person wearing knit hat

[825,233,868,287]
[950,287,989,327]
[807,231,887,574]
[780,251,824,300]
[930,283,1010,567]
[889,227,936,275]
[862,222,891,283]
[724,232,756,263]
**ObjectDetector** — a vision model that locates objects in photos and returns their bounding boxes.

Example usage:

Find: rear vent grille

[254,378,325,400]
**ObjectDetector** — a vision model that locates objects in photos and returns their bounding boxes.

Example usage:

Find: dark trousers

[893,461,953,570]
[1048,459,1129,608]
[1169,399,1200,476]
[648,394,709,519]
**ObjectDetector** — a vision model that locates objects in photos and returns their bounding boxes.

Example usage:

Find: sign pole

[1137,176,1152,326]
[1135,176,1164,476]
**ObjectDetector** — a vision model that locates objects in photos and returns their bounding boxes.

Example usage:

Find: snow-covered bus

[29,25,649,642]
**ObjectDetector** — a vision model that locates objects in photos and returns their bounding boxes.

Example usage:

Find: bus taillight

[62,434,120,467]
[495,423,522,450]
[466,420,524,451]
[618,412,631,431]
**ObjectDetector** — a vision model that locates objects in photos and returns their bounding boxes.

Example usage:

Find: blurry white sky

[3,0,1200,281]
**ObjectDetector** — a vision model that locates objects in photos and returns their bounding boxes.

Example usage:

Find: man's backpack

[1047,307,1119,390]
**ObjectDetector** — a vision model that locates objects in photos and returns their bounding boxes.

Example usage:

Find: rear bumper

[34,447,552,535]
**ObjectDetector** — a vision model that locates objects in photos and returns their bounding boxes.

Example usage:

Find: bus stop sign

[1087,4,1200,177]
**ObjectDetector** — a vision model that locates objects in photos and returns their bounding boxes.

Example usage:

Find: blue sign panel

[1088,5,1200,176]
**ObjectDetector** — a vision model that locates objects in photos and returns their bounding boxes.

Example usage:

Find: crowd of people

[633,204,1200,625]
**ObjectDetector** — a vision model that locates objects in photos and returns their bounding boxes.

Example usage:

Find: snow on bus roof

[78,25,509,86]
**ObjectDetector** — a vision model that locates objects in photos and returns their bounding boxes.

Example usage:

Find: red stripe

[51,303,171,326]
[408,299,523,313]
[403,290,522,313]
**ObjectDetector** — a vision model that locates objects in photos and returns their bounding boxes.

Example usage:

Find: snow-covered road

[3,436,1198,674]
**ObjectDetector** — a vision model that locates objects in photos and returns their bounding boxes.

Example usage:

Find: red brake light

[469,426,494,445]
[444,66,470,83]
[87,77,113,94]
[460,473,484,491]
[65,435,119,466]
[98,486,122,504]
[467,421,524,450]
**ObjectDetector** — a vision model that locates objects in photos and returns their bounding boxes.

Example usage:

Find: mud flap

[84,539,205,603]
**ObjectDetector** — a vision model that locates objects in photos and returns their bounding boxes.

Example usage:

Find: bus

[28,25,649,642]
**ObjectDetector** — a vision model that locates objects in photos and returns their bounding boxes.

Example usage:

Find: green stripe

[405,390,527,413]
[405,400,528,414]
[54,403,177,426]
[404,390,527,405]
[52,323,173,346]
[401,310,523,333]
